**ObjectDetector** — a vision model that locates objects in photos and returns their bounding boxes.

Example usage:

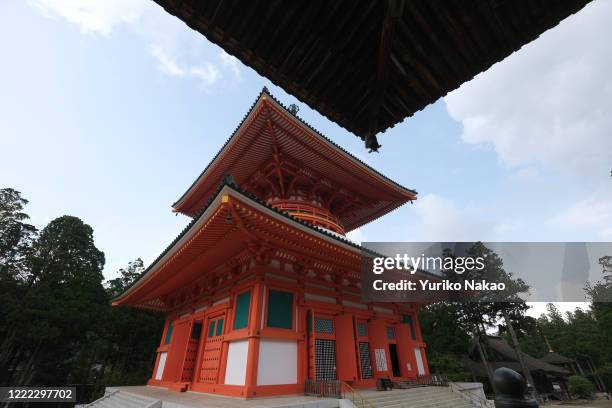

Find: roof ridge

[172,87,417,211]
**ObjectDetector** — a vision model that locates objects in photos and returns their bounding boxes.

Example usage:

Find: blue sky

[1,1,610,316]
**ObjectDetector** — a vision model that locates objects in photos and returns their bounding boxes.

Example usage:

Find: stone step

[351,387,477,408]
[87,391,160,408]
[363,391,456,403]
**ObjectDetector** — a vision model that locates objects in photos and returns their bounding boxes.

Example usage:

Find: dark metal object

[376,378,394,391]
[493,367,538,408]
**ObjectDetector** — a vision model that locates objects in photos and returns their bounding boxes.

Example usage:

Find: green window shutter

[402,314,416,340]
[192,322,202,339]
[208,321,215,337]
[216,319,224,336]
[233,291,251,330]
[267,289,293,329]
[164,322,173,344]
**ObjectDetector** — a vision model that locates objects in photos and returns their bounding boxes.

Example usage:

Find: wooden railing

[305,379,342,398]
[449,382,494,408]
[394,373,449,388]
[341,381,376,408]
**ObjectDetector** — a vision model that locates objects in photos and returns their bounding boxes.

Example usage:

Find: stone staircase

[80,389,161,408]
[351,386,477,408]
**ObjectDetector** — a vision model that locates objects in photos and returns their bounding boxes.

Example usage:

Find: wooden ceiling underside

[153,0,591,150]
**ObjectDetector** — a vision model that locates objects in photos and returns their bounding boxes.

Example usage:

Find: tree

[1,216,108,386]
[443,243,532,394]
[102,259,163,386]
[0,188,37,384]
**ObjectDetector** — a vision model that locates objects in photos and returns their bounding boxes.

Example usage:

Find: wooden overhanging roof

[153,0,592,150]
[114,183,364,310]
[540,352,576,365]
[468,336,570,375]
[172,89,416,233]
[114,182,439,310]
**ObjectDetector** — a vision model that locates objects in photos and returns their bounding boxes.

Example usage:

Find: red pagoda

[113,89,429,398]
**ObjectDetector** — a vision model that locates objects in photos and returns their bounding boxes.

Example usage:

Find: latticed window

[386,326,395,340]
[359,342,372,379]
[314,318,334,334]
[315,339,337,380]
[233,291,251,330]
[357,322,367,337]
[267,289,294,329]
[207,320,215,337]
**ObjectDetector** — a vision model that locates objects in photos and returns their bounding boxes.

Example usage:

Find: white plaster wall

[155,352,167,380]
[257,339,297,385]
[414,348,425,375]
[224,340,249,385]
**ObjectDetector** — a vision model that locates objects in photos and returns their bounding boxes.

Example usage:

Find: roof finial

[288,104,299,115]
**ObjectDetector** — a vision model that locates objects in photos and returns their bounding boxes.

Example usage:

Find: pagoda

[113,89,430,398]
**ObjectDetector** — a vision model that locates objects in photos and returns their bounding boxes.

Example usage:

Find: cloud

[445,1,612,176]
[346,228,366,245]
[151,45,184,76]
[550,189,612,240]
[219,51,242,79]
[408,194,504,241]
[150,45,222,88]
[190,64,221,87]
[30,0,240,89]
[31,0,151,35]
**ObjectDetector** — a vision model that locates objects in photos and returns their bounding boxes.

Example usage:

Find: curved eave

[115,183,433,310]
[171,89,417,232]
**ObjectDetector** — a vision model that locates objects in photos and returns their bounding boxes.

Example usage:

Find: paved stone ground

[114,386,339,408]
[548,398,612,408]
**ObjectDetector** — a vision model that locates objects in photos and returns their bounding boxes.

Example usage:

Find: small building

[463,336,570,397]
[113,89,431,398]
[540,352,581,375]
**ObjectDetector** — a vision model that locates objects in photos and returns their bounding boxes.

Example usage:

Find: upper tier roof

[173,89,417,232]
[153,0,591,150]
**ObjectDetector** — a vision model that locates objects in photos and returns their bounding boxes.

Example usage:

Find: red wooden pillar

[395,323,418,378]
[367,319,391,378]
[335,314,358,382]
[244,280,263,393]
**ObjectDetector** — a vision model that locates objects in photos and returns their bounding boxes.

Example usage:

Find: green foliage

[0,188,162,397]
[568,375,596,398]
[599,364,612,390]
[428,354,471,381]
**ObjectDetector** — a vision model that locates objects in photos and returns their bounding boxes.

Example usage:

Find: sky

[1,0,610,319]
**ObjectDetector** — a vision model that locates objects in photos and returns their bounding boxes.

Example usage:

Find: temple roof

[115,182,365,310]
[172,89,417,232]
[114,180,437,310]
[153,0,592,149]
[540,352,576,365]
[467,336,570,375]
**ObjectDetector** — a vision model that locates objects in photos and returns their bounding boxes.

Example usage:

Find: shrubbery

[568,375,596,399]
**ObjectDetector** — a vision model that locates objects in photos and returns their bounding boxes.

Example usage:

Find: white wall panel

[257,339,297,385]
[224,340,249,385]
